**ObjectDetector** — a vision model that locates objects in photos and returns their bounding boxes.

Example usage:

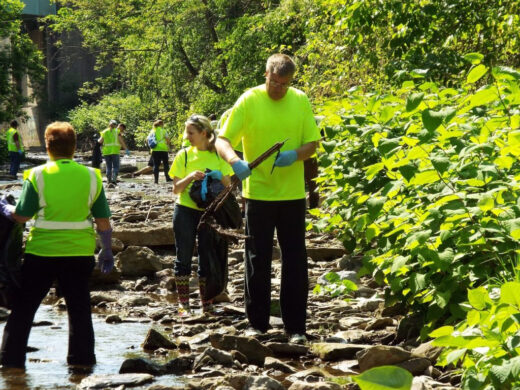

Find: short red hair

[45,122,76,158]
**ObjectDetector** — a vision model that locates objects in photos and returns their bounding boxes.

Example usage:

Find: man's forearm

[295,141,318,161]
[216,137,239,164]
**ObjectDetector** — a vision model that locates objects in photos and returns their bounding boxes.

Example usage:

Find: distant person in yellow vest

[0,121,113,369]
[215,54,320,344]
[149,119,173,184]
[6,120,25,179]
[98,119,129,186]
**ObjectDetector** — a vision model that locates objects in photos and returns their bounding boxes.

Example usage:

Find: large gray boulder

[115,246,164,276]
[113,222,174,246]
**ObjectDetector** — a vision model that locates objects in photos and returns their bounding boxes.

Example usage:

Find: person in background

[5,120,24,179]
[0,121,113,369]
[215,53,320,344]
[149,119,173,184]
[169,114,233,316]
[98,119,129,187]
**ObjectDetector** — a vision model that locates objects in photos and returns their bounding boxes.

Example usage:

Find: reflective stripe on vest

[33,165,98,230]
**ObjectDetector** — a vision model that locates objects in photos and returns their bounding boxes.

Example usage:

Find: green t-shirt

[220,85,320,201]
[168,146,233,210]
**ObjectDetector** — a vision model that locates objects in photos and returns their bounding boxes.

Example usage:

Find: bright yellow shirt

[220,85,320,201]
[169,146,233,210]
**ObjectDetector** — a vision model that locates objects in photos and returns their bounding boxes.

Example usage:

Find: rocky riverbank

[0,154,460,390]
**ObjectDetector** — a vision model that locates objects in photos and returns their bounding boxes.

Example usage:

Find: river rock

[264,357,295,373]
[113,222,174,246]
[209,334,272,366]
[142,328,177,350]
[193,347,234,370]
[306,247,345,262]
[265,342,309,357]
[310,343,370,361]
[95,236,125,253]
[90,267,122,285]
[78,373,153,389]
[412,341,443,363]
[412,375,459,390]
[288,381,342,390]
[116,246,163,276]
[163,356,193,375]
[356,345,412,371]
[243,375,285,390]
[398,357,432,375]
[365,317,394,331]
[119,358,165,375]
[106,314,122,324]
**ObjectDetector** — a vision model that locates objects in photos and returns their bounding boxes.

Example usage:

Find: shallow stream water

[0,305,184,389]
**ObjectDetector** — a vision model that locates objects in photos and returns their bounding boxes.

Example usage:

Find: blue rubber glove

[200,176,209,201]
[98,229,114,273]
[274,150,298,167]
[0,198,15,222]
[18,150,23,156]
[232,160,251,181]
[206,170,223,181]
[125,149,130,157]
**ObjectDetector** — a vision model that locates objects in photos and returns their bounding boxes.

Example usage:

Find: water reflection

[0,305,182,389]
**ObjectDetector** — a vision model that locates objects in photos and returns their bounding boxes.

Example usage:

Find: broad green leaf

[353,365,413,390]
[322,140,336,153]
[398,164,418,182]
[500,282,520,308]
[405,92,424,112]
[410,69,428,78]
[466,65,488,84]
[463,53,484,65]
[378,138,401,157]
[489,362,512,384]
[469,87,498,108]
[366,163,384,180]
[477,194,494,212]
[410,170,439,185]
[492,66,520,81]
[431,156,450,174]
[468,287,489,310]
[446,348,466,365]
[429,325,454,338]
[367,197,386,220]
[422,109,443,132]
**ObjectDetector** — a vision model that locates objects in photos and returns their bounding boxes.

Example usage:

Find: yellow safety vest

[150,127,169,152]
[24,159,102,257]
[101,128,120,155]
[6,127,24,152]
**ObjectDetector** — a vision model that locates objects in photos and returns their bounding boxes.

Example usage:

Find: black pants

[244,199,308,334]
[0,254,96,368]
[152,151,170,183]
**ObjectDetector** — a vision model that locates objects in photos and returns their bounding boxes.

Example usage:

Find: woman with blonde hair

[169,114,232,315]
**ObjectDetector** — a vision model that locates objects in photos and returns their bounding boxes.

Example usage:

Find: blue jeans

[8,152,22,177]
[173,204,214,277]
[104,154,120,182]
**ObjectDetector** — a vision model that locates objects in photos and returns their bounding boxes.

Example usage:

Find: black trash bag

[92,135,102,169]
[202,227,228,301]
[0,195,23,309]
[190,171,242,229]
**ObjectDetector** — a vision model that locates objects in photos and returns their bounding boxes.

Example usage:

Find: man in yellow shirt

[215,54,320,344]
[5,120,24,178]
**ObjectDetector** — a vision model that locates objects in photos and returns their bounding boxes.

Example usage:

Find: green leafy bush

[313,271,358,298]
[312,62,520,336]
[431,282,520,389]
[68,92,161,149]
[0,133,7,165]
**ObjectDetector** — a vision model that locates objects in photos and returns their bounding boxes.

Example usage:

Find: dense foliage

[47,0,310,143]
[0,0,45,125]
[432,283,520,389]
[311,62,520,337]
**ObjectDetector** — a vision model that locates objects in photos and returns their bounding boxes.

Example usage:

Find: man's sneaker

[288,333,307,345]
[177,303,191,317]
[244,327,263,337]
